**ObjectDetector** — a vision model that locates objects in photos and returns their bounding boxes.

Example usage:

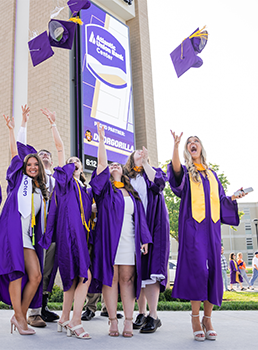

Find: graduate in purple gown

[229,252,243,290]
[124,147,170,333]
[0,115,48,335]
[167,131,246,341]
[90,123,152,337]
[39,109,92,340]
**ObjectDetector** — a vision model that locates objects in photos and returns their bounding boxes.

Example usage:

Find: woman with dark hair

[124,148,170,334]
[167,131,245,341]
[90,123,152,338]
[0,115,48,335]
[230,253,244,291]
[40,109,92,340]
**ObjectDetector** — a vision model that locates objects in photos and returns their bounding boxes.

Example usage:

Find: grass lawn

[1,291,258,311]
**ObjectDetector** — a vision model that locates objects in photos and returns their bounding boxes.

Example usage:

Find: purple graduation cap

[48,19,76,50]
[28,31,54,67]
[67,0,91,17]
[170,26,208,78]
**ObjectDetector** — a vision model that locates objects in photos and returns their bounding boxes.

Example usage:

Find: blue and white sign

[80,3,135,170]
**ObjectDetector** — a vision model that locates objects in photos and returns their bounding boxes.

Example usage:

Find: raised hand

[231,187,247,201]
[170,130,183,148]
[3,115,15,130]
[41,108,56,125]
[97,122,105,141]
[142,146,148,165]
[21,104,30,124]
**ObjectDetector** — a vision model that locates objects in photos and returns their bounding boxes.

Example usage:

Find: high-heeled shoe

[10,315,36,335]
[57,320,70,332]
[190,314,205,341]
[67,324,91,339]
[122,317,133,338]
[202,315,217,340]
[108,317,119,337]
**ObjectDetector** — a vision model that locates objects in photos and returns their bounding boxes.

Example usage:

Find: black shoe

[100,311,123,319]
[133,314,147,329]
[41,294,60,322]
[139,315,162,333]
[81,307,95,321]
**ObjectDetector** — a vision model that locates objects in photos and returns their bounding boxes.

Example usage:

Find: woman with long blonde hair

[167,131,246,341]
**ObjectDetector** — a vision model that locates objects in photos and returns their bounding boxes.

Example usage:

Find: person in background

[249,251,258,290]
[124,147,170,334]
[229,253,244,291]
[221,247,229,291]
[237,252,251,289]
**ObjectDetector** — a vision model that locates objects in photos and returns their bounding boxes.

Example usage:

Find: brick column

[127,0,158,166]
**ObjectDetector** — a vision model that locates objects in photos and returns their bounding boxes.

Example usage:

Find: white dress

[21,188,42,250]
[114,196,135,265]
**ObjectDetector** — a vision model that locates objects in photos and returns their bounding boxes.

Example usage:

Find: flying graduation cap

[170,26,208,78]
[28,31,55,67]
[48,19,76,49]
[67,0,91,17]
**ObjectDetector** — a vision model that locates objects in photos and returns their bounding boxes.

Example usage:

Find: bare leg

[137,289,147,315]
[69,270,92,337]
[118,265,135,336]
[9,278,29,331]
[21,248,42,319]
[59,279,76,324]
[190,300,204,339]
[144,282,160,319]
[102,266,119,335]
[203,300,216,336]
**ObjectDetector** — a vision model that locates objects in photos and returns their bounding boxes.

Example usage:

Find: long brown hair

[124,151,145,179]
[110,167,141,201]
[23,154,48,201]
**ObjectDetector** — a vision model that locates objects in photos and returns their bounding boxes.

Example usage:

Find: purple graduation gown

[39,164,92,292]
[230,260,243,284]
[0,143,44,308]
[89,167,152,299]
[131,169,170,292]
[167,163,239,306]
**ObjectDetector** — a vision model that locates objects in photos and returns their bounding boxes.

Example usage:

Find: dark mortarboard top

[67,0,91,17]
[28,31,54,67]
[170,27,208,78]
[48,19,76,50]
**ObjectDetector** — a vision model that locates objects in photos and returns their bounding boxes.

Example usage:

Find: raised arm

[96,122,107,175]
[3,115,18,158]
[41,108,65,167]
[141,146,156,182]
[171,130,183,175]
[17,104,30,144]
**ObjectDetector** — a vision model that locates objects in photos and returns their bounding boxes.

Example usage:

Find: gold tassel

[74,178,90,233]
[69,16,83,25]
[31,193,36,246]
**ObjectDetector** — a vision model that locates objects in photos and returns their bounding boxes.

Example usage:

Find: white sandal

[202,315,217,340]
[67,324,91,339]
[190,314,205,341]
[57,320,69,332]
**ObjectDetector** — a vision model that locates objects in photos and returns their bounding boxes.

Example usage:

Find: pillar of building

[127,0,158,166]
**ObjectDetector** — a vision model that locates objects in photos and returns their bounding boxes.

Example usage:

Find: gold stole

[74,178,90,243]
[233,260,240,283]
[113,181,124,188]
[189,169,220,223]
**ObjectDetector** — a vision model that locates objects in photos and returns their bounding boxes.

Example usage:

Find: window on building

[243,208,251,220]
[245,223,252,234]
[247,253,253,266]
[246,237,253,250]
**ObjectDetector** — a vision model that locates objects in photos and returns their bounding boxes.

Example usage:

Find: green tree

[161,161,234,242]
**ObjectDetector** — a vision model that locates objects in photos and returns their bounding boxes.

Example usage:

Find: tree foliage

[161,161,232,242]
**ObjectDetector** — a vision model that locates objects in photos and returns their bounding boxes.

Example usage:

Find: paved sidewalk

[0,309,257,350]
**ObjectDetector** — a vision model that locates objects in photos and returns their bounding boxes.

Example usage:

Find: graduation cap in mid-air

[28,31,54,67]
[67,0,91,17]
[170,26,208,78]
[48,19,76,49]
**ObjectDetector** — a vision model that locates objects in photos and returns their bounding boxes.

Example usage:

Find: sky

[147,0,258,202]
